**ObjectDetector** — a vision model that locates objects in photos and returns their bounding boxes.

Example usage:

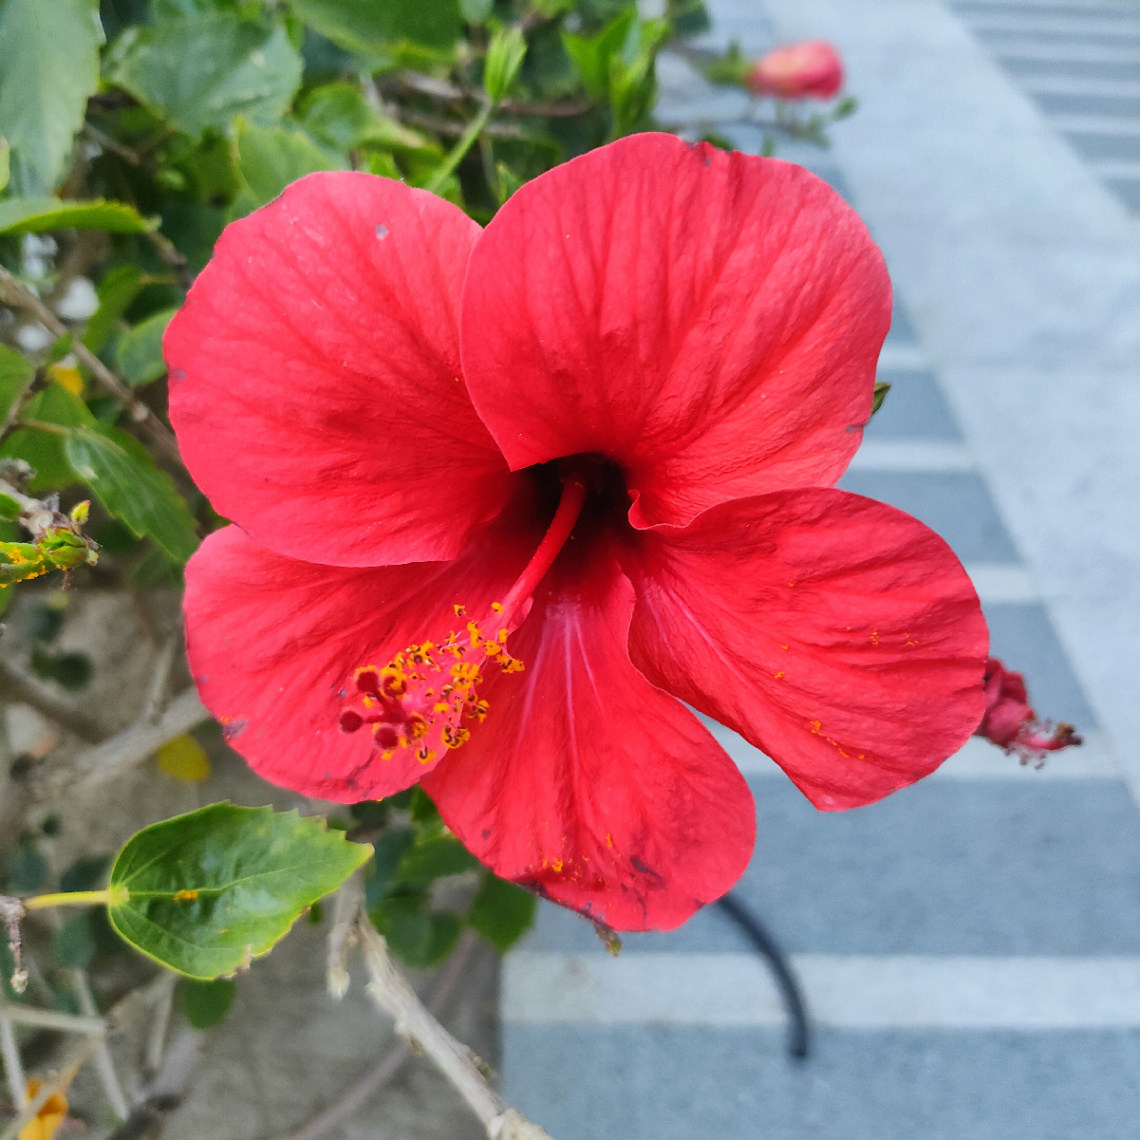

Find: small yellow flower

[19,1078,68,1140]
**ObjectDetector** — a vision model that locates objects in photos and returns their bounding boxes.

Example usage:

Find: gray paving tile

[524,776,1140,955]
[985,602,1099,726]
[1065,129,1140,160]
[885,302,919,343]
[1032,89,1140,116]
[865,368,963,440]
[504,1025,1140,1140]
[954,1,1140,21]
[1002,57,1140,80]
[836,470,1022,562]
[1105,173,1140,205]
[979,30,1140,53]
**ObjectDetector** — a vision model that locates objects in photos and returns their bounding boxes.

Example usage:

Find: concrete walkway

[501,1,1140,1136]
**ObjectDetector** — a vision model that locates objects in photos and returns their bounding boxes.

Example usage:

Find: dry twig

[355,913,555,1140]
[0,266,182,466]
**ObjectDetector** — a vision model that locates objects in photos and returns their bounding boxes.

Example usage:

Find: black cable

[716,892,810,1060]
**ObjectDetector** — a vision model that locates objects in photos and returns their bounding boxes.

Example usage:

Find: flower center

[338,473,588,764]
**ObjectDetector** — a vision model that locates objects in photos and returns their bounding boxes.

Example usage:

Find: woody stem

[500,475,588,625]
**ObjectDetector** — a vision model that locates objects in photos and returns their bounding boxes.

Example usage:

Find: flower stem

[423,102,494,196]
[22,887,126,911]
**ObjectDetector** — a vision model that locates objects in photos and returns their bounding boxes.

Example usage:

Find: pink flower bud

[975,656,1082,765]
[745,40,844,101]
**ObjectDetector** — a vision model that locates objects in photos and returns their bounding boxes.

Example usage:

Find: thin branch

[106,1027,203,1140]
[0,1001,104,1036]
[0,1032,100,1140]
[355,913,555,1140]
[0,266,182,466]
[0,1017,26,1112]
[143,974,176,1077]
[282,929,480,1140]
[0,659,101,743]
[389,71,589,117]
[394,108,529,141]
[145,231,193,292]
[140,634,179,724]
[27,686,207,801]
[324,878,361,1001]
[0,369,42,449]
[72,968,129,1120]
[82,123,141,167]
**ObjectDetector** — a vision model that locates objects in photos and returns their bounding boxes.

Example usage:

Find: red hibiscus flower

[166,133,987,932]
[975,656,1081,764]
[746,40,844,101]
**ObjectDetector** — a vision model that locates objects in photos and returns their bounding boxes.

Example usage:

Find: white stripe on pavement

[964,562,1039,602]
[503,952,1140,1029]
[706,724,1120,780]
[847,440,974,472]
[1053,115,1140,137]
[994,43,1140,64]
[877,343,928,372]
[1018,75,1140,98]
[956,14,1140,38]
[1089,158,1140,180]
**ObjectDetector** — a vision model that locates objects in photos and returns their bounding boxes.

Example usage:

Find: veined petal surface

[423,538,756,931]
[623,489,989,809]
[460,133,891,529]
[167,172,513,567]
[183,510,538,801]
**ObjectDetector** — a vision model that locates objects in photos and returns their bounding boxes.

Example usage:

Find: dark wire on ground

[716,893,811,1060]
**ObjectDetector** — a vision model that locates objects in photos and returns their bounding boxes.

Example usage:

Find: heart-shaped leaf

[107,803,372,979]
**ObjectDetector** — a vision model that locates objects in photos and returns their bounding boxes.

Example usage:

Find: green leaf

[83,266,146,355]
[31,645,94,691]
[459,0,492,22]
[107,803,373,980]
[5,835,48,893]
[0,0,102,193]
[0,197,156,237]
[290,0,463,52]
[115,307,178,387]
[297,83,433,154]
[53,912,97,968]
[61,854,111,894]
[871,380,891,416]
[562,7,635,102]
[64,425,199,563]
[0,137,9,193]
[467,873,536,952]
[182,977,236,1028]
[370,898,461,968]
[0,343,34,421]
[0,383,94,492]
[233,120,339,214]
[108,15,302,137]
[363,828,415,909]
[395,835,477,890]
[483,26,527,103]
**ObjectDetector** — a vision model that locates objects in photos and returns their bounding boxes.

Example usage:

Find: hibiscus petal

[460,132,890,529]
[422,541,756,932]
[623,489,989,809]
[183,513,537,801]
[167,172,513,567]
